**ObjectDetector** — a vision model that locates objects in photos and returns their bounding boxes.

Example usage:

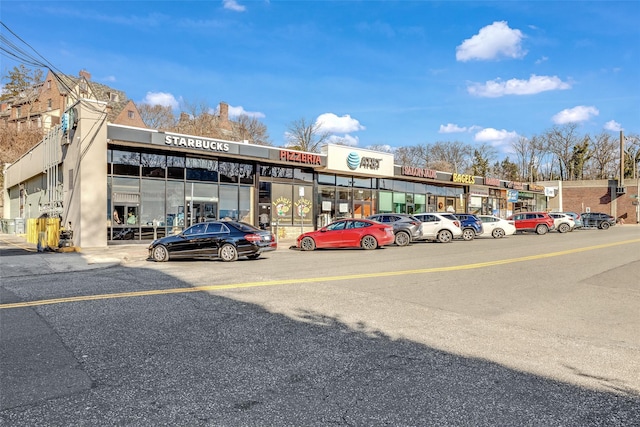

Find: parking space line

[1,238,639,310]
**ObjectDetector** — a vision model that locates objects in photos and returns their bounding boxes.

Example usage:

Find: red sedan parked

[296,218,395,251]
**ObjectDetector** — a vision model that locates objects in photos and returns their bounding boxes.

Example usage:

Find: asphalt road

[1,226,639,426]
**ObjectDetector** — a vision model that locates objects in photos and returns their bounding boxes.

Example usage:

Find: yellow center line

[2,238,639,310]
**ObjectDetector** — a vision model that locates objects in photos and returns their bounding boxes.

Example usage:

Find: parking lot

[1,226,639,425]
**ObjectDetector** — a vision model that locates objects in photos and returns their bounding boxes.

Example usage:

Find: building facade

[3,101,548,247]
[541,179,640,224]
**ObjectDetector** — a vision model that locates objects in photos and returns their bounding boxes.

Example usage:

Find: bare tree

[285,118,330,153]
[231,114,272,146]
[393,144,428,167]
[427,141,472,173]
[585,132,617,179]
[544,123,582,180]
[511,135,546,181]
[137,104,176,130]
[623,133,640,179]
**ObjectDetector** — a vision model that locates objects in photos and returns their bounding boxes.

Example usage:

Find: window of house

[128,110,135,119]
[47,80,51,89]
[47,99,52,110]
[16,107,21,118]
[109,92,120,102]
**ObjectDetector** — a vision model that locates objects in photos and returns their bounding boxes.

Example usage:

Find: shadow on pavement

[1,263,639,426]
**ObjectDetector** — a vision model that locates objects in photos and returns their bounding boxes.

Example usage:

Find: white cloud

[315,113,365,133]
[604,120,622,132]
[222,0,246,12]
[456,21,526,62]
[227,105,265,119]
[467,75,571,98]
[328,134,360,146]
[474,128,520,146]
[439,123,467,133]
[142,92,179,109]
[535,56,548,65]
[552,106,599,124]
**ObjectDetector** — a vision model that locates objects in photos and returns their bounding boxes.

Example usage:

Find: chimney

[79,69,91,80]
[219,102,229,122]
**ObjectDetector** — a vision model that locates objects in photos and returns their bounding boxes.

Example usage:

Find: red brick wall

[561,182,639,224]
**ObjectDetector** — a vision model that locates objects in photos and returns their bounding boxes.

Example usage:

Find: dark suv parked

[367,214,422,246]
[581,212,615,229]
[454,214,484,241]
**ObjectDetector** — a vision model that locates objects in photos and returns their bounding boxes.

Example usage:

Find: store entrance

[353,201,372,218]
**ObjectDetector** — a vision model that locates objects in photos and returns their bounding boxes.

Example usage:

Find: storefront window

[167,155,185,179]
[379,191,393,213]
[112,149,140,176]
[239,186,253,224]
[272,183,293,225]
[142,153,166,178]
[219,184,239,220]
[393,192,406,213]
[141,179,165,226]
[317,186,336,227]
[317,174,336,185]
[186,182,219,225]
[414,194,426,213]
[336,176,353,187]
[270,166,293,179]
[186,157,218,181]
[336,188,351,218]
[293,168,313,183]
[239,163,254,185]
[219,161,240,183]
[293,185,314,227]
[166,181,185,233]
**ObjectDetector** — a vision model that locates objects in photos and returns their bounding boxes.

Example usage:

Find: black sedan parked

[148,220,277,262]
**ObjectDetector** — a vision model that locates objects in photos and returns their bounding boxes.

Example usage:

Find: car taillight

[245,234,262,242]
[454,220,460,228]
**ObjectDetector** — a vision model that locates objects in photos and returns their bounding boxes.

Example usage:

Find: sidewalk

[0,234,297,278]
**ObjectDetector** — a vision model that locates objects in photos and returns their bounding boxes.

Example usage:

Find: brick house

[541,179,640,224]
[0,69,146,131]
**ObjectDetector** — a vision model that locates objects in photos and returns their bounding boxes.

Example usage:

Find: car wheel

[361,235,378,250]
[246,254,261,260]
[536,224,548,235]
[558,223,570,233]
[437,229,453,243]
[600,222,610,230]
[219,244,238,262]
[492,228,505,238]
[462,228,475,241]
[394,231,411,247]
[152,245,169,262]
[300,236,316,251]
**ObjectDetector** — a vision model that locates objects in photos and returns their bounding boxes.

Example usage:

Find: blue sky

[2,1,639,157]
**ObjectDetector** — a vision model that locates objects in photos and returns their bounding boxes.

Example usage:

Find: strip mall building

[3,100,548,247]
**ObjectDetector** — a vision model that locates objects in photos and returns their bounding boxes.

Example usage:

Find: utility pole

[620,130,625,184]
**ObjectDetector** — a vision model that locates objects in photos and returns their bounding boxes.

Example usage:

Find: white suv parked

[548,212,576,233]
[413,212,463,243]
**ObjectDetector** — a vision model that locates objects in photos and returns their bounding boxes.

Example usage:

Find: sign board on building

[322,144,394,177]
